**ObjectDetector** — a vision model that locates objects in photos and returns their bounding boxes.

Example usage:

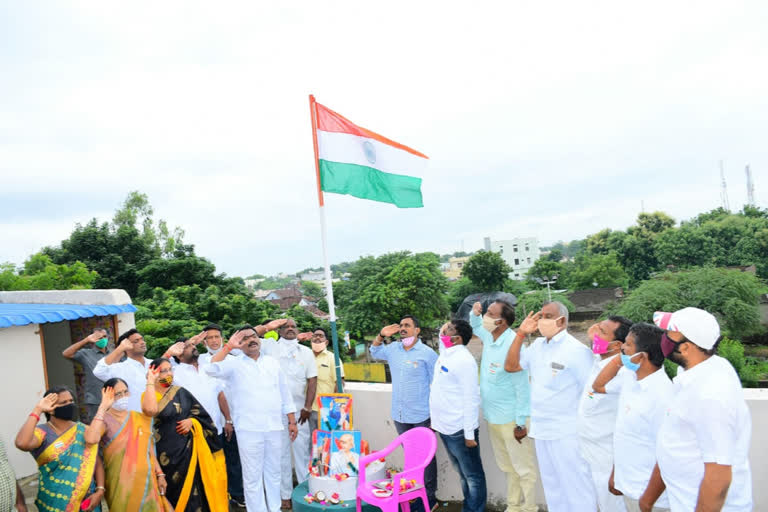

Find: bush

[717,337,745,375]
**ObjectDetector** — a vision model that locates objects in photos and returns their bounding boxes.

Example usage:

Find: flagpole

[310,94,344,393]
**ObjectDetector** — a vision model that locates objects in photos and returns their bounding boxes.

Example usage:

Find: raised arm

[504,312,540,373]
[15,394,57,451]
[210,330,246,363]
[62,329,105,360]
[84,387,113,445]
[141,367,161,417]
[591,355,623,394]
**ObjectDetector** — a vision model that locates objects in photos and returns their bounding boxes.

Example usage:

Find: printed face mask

[592,334,610,354]
[400,336,416,348]
[440,335,455,349]
[538,317,563,339]
[112,397,130,411]
[158,376,173,388]
[482,315,500,332]
[95,338,109,349]
[621,352,643,372]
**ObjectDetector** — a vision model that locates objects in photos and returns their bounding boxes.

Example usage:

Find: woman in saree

[15,386,104,512]
[84,378,170,511]
[142,357,228,512]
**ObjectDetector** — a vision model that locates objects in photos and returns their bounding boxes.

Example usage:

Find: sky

[1,1,766,278]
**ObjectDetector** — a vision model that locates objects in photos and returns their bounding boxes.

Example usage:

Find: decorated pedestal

[292,481,380,512]
[307,459,387,502]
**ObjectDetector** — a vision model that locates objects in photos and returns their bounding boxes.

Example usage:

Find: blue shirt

[369,340,438,423]
[470,312,531,426]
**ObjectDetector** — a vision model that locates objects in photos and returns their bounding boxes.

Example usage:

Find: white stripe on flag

[317,130,427,176]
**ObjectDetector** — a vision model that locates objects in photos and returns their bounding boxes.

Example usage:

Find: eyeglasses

[311,338,327,343]
[114,391,130,399]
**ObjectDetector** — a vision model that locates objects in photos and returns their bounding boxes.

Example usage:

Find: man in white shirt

[591,322,673,512]
[645,308,752,512]
[205,325,298,512]
[430,319,486,512]
[262,318,318,508]
[577,316,633,512]
[92,328,151,412]
[504,301,597,512]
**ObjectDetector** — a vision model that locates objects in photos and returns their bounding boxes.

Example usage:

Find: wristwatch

[225,419,233,425]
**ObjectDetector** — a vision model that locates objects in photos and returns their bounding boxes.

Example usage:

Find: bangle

[95,486,106,492]
[93,415,105,422]
[156,472,165,477]
[29,412,40,421]
[289,422,296,426]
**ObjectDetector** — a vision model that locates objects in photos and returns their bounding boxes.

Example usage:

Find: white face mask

[482,315,500,332]
[207,346,222,356]
[112,397,130,411]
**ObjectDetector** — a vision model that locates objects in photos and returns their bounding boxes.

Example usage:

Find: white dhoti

[580,436,627,512]
[535,437,597,512]
[280,415,312,499]
[238,430,282,512]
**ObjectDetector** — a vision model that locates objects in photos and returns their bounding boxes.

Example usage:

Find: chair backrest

[399,427,437,473]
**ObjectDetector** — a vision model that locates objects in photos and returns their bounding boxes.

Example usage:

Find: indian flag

[312,99,427,208]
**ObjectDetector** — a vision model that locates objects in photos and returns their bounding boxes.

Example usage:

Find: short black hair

[494,300,516,327]
[629,323,665,368]
[43,386,74,421]
[688,335,723,356]
[607,315,633,342]
[150,357,171,370]
[103,377,128,391]
[118,328,140,343]
[175,336,188,343]
[236,324,255,333]
[202,323,222,334]
[451,319,473,345]
[313,327,328,338]
[400,315,420,328]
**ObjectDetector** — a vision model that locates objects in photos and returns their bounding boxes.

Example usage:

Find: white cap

[653,307,721,350]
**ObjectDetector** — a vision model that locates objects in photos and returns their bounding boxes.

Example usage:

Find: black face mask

[52,403,77,421]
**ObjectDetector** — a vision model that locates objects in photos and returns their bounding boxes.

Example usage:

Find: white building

[0,289,137,477]
[484,236,541,280]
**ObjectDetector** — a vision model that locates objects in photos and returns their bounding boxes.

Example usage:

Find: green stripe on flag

[319,160,423,208]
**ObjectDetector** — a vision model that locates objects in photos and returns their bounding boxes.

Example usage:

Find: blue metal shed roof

[0,303,137,328]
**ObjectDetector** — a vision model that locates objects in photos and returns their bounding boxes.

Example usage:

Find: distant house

[300,270,326,282]
[265,285,302,302]
[254,289,275,299]
[442,256,470,280]
[567,287,624,320]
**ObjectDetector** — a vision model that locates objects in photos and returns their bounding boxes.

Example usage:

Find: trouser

[487,421,538,512]
[535,437,597,512]
[439,429,487,512]
[238,430,282,512]
[222,430,244,501]
[394,419,437,511]
[580,436,627,512]
[308,411,319,453]
[82,403,100,424]
[623,496,670,512]
[280,414,311,499]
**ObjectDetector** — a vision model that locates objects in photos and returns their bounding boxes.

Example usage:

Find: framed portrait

[329,430,361,476]
[317,393,353,430]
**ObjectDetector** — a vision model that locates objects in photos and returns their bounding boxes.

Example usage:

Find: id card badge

[551,361,565,377]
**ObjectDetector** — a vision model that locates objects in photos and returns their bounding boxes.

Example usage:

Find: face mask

[400,336,416,348]
[620,352,643,372]
[312,342,327,353]
[112,397,130,411]
[660,333,680,358]
[158,376,173,388]
[52,403,77,421]
[207,346,222,356]
[440,335,456,349]
[591,334,610,354]
[538,317,563,339]
[95,338,109,349]
[482,315,500,332]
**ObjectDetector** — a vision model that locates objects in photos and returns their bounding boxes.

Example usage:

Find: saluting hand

[297,332,313,342]
[226,330,248,349]
[37,394,59,414]
[380,324,400,337]
[517,312,541,336]
[100,387,115,410]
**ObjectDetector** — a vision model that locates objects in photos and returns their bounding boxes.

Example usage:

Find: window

[525,244,529,251]
[514,258,520,265]
[514,273,520,277]
[513,245,518,252]
[527,257,531,264]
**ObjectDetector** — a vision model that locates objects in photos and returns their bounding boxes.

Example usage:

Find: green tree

[461,251,511,292]
[611,268,767,337]
[447,277,478,313]
[300,281,323,298]
[526,259,564,286]
[562,252,629,290]
[335,252,448,335]
[546,249,563,262]
[0,254,97,291]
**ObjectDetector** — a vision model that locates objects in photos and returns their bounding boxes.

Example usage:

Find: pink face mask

[592,334,611,354]
[401,336,416,348]
[440,335,455,349]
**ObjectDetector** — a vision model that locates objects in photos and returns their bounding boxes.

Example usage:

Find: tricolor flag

[310,98,427,208]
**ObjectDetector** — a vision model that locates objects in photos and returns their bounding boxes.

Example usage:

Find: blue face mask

[620,352,644,372]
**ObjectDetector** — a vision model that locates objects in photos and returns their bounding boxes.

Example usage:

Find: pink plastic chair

[357,427,437,512]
